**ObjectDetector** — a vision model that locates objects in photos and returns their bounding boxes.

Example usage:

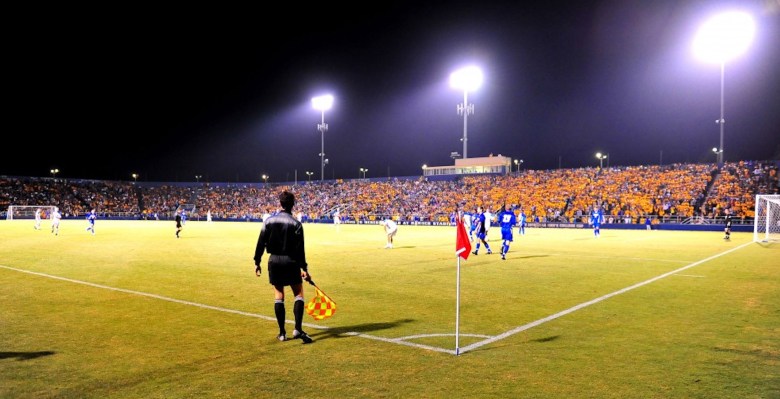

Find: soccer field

[1,220,778,398]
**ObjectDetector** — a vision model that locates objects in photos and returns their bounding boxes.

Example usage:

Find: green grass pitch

[1,219,778,398]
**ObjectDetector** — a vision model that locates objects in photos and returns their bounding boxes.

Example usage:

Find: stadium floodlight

[50,168,59,178]
[693,10,755,167]
[712,147,723,163]
[312,94,334,182]
[450,66,483,159]
[595,152,607,169]
[514,159,524,172]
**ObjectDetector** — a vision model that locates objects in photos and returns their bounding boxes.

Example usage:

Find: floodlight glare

[311,95,334,111]
[693,10,755,166]
[693,11,755,64]
[449,66,483,91]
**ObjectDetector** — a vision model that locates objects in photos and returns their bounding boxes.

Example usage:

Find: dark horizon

[4,1,779,183]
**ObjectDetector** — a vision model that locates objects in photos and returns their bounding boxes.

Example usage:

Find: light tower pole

[450,66,483,159]
[312,95,334,181]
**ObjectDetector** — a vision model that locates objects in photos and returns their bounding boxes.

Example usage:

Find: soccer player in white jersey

[34,208,42,230]
[462,210,473,242]
[483,207,495,234]
[518,208,527,236]
[51,206,62,236]
[380,219,398,248]
[333,208,341,229]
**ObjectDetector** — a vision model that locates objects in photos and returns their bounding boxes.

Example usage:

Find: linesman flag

[306,284,337,320]
[456,215,471,260]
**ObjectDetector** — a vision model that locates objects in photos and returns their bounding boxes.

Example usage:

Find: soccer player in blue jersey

[498,203,517,260]
[85,209,96,235]
[590,205,604,238]
[469,207,479,242]
[472,206,492,255]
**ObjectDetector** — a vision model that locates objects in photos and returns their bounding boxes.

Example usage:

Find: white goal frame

[6,205,57,220]
[753,194,780,243]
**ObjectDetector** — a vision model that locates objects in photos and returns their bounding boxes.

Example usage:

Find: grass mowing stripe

[0,240,755,357]
[457,241,754,354]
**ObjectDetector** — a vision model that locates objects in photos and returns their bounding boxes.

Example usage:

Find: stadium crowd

[2,161,777,224]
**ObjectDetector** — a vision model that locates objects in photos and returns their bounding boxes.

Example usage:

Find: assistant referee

[253,190,313,344]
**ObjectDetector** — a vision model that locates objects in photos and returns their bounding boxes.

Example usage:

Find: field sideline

[1,220,778,398]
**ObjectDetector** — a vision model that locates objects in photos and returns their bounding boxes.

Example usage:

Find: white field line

[456,242,753,354]
[0,264,462,354]
[0,241,753,356]
[525,252,691,264]
[0,265,320,329]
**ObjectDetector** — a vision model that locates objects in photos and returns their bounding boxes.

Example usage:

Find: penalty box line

[457,241,754,354]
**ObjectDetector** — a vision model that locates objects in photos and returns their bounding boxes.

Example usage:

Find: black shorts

[268,254,303,286]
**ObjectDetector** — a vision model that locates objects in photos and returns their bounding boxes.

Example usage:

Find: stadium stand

[2,161,777,229]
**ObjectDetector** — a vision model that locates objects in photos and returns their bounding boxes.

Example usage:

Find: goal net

[6,205,57,220]
[753,195,780,243]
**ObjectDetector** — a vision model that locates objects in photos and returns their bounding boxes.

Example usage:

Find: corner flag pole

[454,211,471,356]
[456,254,462,355]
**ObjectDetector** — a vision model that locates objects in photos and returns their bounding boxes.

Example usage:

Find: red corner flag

[456,216,471,260]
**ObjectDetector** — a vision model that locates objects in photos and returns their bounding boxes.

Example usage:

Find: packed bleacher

[2,161,777,224]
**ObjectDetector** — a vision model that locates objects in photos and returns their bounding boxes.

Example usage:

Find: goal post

[753,194,780,243]
[7,205,57,220]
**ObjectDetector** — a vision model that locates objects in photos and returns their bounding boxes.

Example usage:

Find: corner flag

[456,217,471,260]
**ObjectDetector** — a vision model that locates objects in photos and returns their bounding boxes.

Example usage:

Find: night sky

[5,1,779,183]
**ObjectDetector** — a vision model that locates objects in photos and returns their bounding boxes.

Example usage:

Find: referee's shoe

[293,330,313,344]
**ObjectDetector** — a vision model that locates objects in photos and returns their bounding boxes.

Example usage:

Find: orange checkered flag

[306,280,336,320]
